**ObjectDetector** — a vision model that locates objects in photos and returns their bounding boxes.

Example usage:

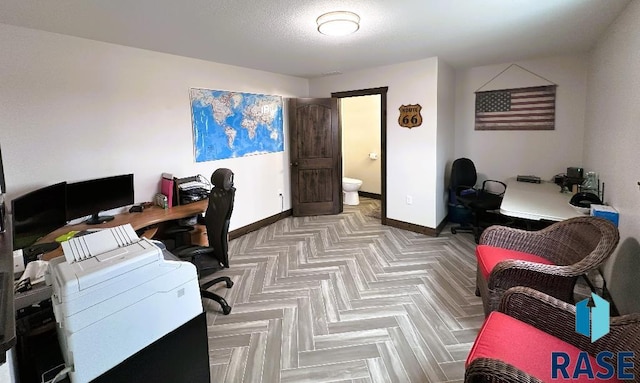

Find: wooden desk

[500,178,584,221]
[37,200,208,261]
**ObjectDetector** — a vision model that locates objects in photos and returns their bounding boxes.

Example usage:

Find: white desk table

[500,178,584,221]
[499,178,615,312]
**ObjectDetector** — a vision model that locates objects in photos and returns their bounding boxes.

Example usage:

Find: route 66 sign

[398,104,422,128]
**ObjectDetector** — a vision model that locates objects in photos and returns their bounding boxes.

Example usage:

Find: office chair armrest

[455,185,477,196]
[163,225,195,236]
[174,245,215,262]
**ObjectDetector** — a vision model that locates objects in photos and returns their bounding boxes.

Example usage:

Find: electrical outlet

[406,195,413,205]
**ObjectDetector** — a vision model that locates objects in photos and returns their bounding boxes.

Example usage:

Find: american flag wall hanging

[474,85,556,130]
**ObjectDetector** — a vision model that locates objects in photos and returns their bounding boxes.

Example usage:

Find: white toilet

[342,177,363,205]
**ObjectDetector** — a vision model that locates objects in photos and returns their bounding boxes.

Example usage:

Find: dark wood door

[288,98,342,216]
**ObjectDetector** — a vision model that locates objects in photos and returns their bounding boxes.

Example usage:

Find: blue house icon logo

[553,293,634,379]
[575,293,610,342]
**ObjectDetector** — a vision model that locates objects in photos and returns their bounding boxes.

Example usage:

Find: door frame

[332,87,388,225]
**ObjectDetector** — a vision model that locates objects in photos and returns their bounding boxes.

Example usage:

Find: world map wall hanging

[189,88,284,162]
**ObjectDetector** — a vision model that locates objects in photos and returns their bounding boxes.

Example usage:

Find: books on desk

[161,173,174,208]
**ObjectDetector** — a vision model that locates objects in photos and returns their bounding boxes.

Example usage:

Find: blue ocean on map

[190,90,284,162]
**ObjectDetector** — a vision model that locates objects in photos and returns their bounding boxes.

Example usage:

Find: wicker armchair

[476,216,619,315]
[465,287,640,382]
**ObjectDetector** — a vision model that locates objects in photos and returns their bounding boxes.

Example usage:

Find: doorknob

[291,162,299,167]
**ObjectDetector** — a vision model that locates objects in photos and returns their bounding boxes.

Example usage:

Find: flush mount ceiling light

[316,11,360,36]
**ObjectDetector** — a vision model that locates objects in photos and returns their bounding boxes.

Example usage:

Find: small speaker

[567,167,583,179]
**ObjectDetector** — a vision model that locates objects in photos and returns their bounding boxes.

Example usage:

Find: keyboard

[61,224,139,263]
[516,175,541,183]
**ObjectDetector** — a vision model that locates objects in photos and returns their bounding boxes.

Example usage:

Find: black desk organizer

[174,175,210,206]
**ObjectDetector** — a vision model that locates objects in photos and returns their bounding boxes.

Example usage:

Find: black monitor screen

[66,174,134,225]
[12,182,67,250]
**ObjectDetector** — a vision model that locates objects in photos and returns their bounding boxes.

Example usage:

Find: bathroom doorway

[332,87,387,224]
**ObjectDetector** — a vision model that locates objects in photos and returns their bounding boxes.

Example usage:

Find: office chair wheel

[217,295,232,315]
[450,227,457,234]
[201,290,233,315]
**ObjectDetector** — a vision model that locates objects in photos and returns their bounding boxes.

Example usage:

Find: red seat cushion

[467,312,621,382]
[476,245,555,279]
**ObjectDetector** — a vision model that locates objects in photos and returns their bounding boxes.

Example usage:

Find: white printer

[45,224,203,383]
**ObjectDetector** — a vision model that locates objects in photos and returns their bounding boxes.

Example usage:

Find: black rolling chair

[172,168,236,315]
[449,158,506,242]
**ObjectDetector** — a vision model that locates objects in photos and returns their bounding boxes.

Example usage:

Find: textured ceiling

[0,0,631,78]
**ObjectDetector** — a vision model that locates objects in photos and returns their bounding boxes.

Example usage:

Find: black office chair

[172,168,236,315]
[449,158,506,242]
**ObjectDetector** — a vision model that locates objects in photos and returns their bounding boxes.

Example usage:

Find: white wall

[583,0,640,315]
[454,55,588,184]
[0,23,308,231]
[436,60,456,224]
[310,58,440,228]
[341,95,381,194]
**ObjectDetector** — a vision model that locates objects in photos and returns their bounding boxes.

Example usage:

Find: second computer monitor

[12,181,67,251]
[66,174,134,225]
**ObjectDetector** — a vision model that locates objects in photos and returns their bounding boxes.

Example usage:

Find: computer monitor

[12,182,67,253]
[66,174,134,225]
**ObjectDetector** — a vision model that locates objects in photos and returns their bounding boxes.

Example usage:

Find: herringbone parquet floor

[202,198,483,383]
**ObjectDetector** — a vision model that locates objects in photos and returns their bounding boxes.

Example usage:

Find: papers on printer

[47,224,203,383]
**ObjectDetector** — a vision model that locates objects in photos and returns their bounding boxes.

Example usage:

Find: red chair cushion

[467,312,621,382]
[476,245,555,280]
